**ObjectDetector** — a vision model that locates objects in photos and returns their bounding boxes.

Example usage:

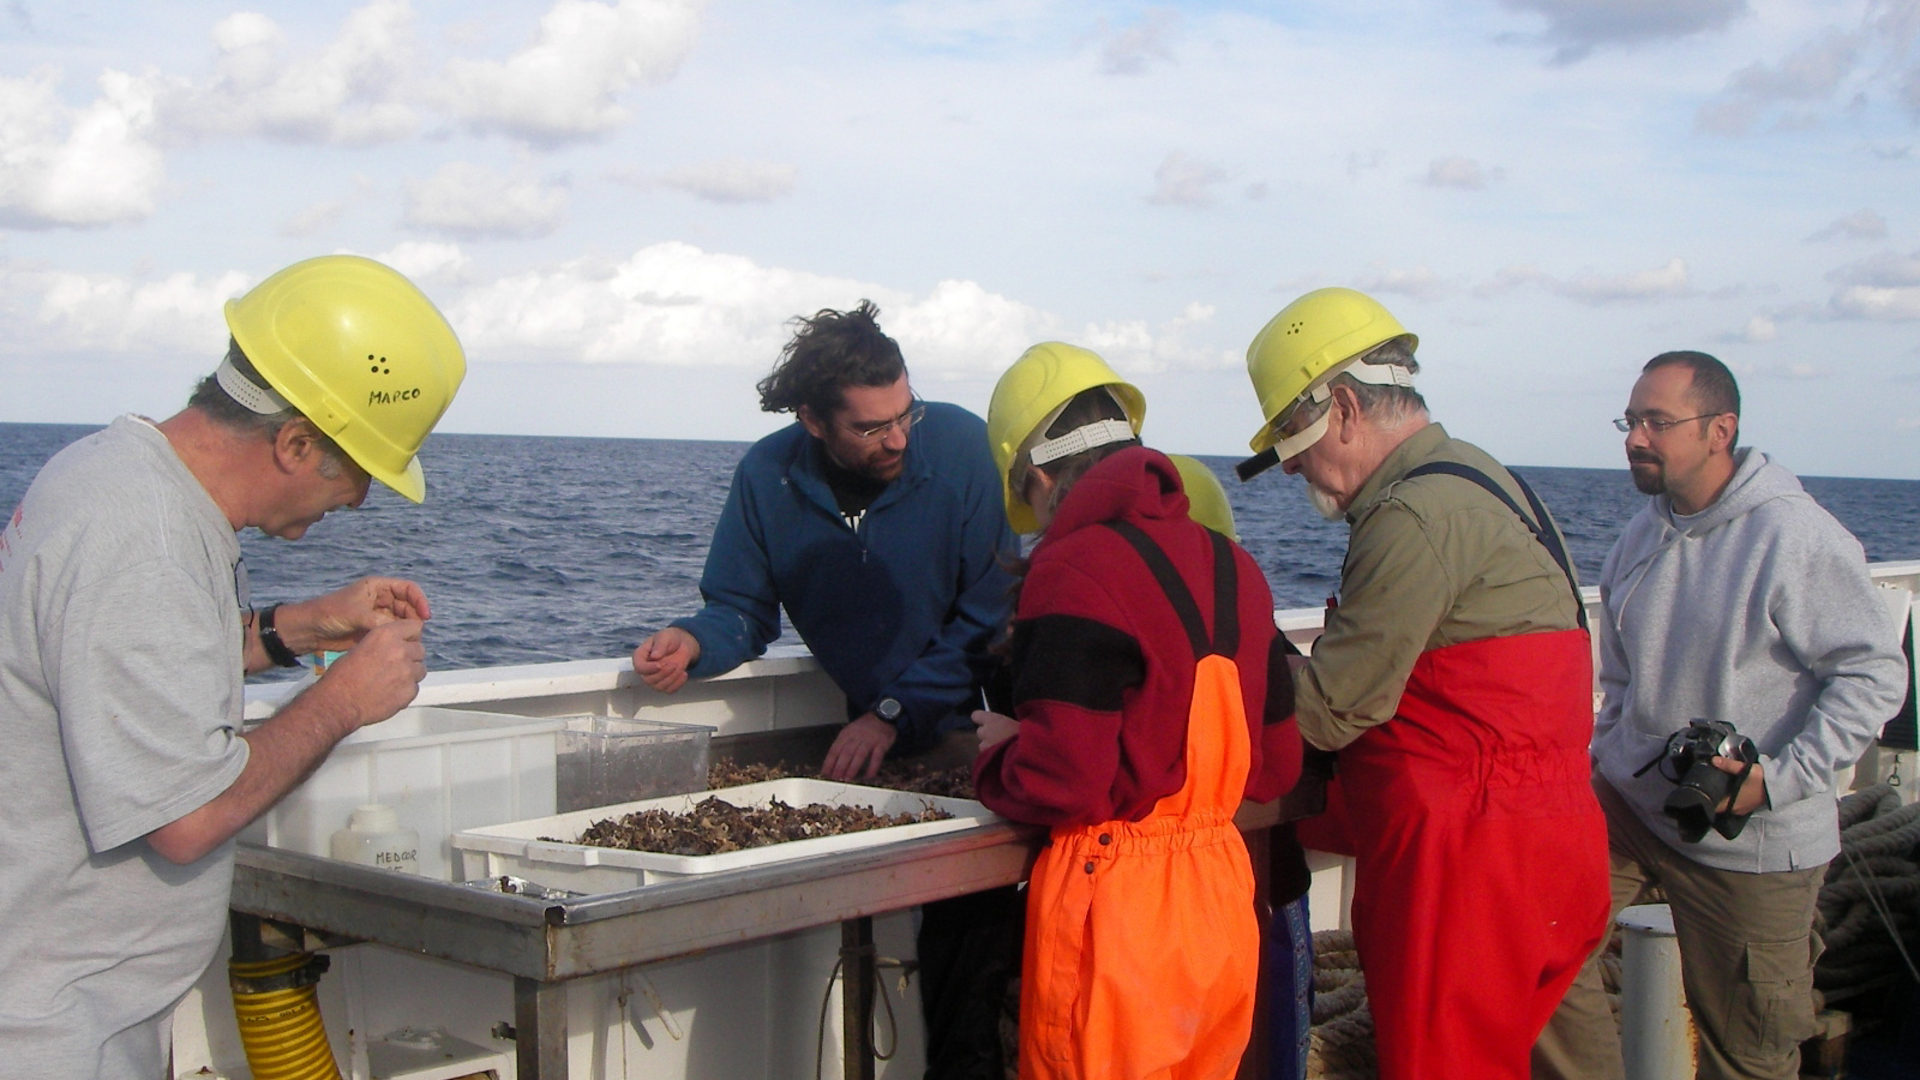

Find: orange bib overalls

[1018,525,1259,1080]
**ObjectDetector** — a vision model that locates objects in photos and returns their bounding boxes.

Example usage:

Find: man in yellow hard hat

[1236,287,1609,1080]
[0,255,465,1078]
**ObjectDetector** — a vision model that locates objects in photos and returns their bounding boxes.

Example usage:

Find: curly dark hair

[755,300,906,417]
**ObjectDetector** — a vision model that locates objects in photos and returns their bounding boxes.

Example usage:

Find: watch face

[876,697,902,721]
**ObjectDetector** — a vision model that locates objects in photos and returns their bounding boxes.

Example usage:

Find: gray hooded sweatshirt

[1593,448,1908,873]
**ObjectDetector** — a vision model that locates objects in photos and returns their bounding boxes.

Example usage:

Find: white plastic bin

[242,706,570,880]
[451,779,998,894]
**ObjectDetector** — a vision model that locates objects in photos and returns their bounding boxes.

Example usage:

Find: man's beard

[1628,453,1665,496]
[1307,483,1345,521]
[826,443,904,484]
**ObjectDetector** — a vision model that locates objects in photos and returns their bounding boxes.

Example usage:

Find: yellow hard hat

[988,341,1145,535]
[225,255,465,503]
[1169,455,1237,541]
[1245,287,1416,454]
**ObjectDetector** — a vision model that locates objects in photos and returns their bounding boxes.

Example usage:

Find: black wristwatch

[257,604,303,668]
[873,697,903,725]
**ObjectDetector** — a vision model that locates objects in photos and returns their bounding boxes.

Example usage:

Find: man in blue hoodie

[1535,352,1908,1080]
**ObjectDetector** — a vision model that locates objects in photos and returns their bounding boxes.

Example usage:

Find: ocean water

[5,422,1918,673]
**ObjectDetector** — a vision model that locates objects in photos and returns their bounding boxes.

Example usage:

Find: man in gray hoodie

[1534,351,1908,1080]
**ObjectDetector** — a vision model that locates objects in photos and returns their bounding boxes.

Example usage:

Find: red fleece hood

[1037,446,1190,549]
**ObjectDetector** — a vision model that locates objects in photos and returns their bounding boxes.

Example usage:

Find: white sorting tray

[450,778,998,893]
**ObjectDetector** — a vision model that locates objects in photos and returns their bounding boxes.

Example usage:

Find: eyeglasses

[1613,413,1722,435]
[841,400,927,441]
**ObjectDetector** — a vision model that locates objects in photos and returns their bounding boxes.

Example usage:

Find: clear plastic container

[555,715,713,812]
[329,803,420,873]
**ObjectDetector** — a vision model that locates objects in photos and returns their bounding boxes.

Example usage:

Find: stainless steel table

[230,819,1042,1080]
[230,793,1311,1079]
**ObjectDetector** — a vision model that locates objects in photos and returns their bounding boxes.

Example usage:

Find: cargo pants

[1533,776,1825,1080]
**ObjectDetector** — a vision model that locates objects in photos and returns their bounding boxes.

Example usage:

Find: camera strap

[1712,759,1760,840]
[1402,462,1587,632]
[1630,746,1669,779]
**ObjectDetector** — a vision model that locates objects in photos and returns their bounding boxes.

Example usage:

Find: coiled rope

[1815,782,1920,996]
[1305,930,1375,1080]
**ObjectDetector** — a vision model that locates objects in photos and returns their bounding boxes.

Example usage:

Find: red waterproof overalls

[1298,628,1611,1080]
[1019,525,1260,1080]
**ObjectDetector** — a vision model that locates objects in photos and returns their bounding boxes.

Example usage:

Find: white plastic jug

[329,803,420,873]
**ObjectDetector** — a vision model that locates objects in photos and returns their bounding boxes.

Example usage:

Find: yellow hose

[229,953,343,1080]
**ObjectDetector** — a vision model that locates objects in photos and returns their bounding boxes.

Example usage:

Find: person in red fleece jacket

[973,342,1304,1080]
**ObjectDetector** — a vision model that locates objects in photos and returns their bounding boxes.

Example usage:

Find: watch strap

[258,604,303,668]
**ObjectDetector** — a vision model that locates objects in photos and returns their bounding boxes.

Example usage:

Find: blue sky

[2,0,1917,476]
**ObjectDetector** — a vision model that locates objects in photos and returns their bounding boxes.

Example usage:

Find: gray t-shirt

[0,416,251,1077]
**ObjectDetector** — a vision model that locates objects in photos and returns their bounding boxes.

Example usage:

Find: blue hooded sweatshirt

[672,401,1017,753]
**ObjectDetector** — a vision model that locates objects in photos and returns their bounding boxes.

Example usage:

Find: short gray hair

[188,339,351,472]
[1290,337,1426,430]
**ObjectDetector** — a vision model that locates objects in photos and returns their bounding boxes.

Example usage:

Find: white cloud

[1828,285,1920,320]
[1423,157,1500,190]
[0,67,166,228]
[1805,208,1888,242]
[439,0,703,146]
[1498,0,1748,64]
[1079,302,1226,374]
[369,241,471,283]
[1735,357,1827,379]
[1727,28,1861,99]
[1097,9,1177,76]
[1827,249,1920,287]
[649,159,799,204]
[1557,257,1693,303]
[1717,312,1778,344]
[164,2,419,146]
[403,161,567,240]
[0,243,1215,379]
[0,262,250,354]
[1697,27,1863,135]
[282,178,378,237]
[1480,257,1693,304]
[1147,152,1227,208]
[1354,265,1457,302]
[886,279,1052,375]
[1695,3,1920,136]
[442,242,886,367]
[282,196,353,238]
[432,243,1234,376]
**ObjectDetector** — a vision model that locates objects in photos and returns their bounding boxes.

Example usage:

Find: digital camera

[1640,719,1760,843]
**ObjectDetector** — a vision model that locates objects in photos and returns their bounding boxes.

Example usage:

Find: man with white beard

[1235,287,1611,1080]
